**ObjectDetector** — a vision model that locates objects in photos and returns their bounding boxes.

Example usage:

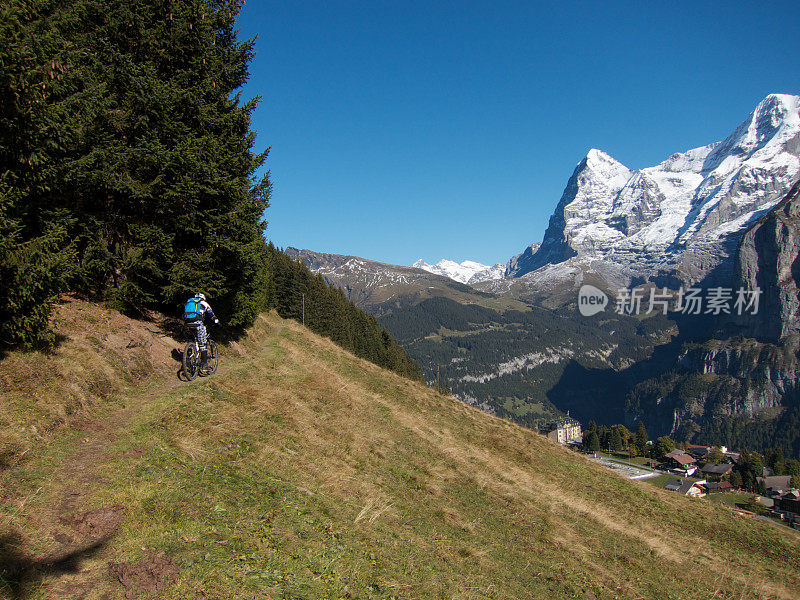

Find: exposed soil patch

[71,420,105,433]
[54,296,183,381]
[1,509,124,600]
[58,505,126,541]
[108,552,180,599]
[121,447,147,459]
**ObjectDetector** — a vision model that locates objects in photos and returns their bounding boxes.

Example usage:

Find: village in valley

[540,417,800,530]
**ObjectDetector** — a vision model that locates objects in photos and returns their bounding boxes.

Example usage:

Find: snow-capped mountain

[505,94,800,289]
[411,259,505,285]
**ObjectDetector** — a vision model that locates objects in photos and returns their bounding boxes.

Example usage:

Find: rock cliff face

[626,181,800,455]
[678,343,797,413]
[731,179,800,341]
[506,94,800,291]
[503,242,541,277]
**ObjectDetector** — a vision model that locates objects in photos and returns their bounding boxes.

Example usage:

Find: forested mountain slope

[379,296,675,427]
[1,298,799,599]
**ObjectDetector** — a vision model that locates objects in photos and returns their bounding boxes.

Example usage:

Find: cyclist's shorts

[188,322,207,347]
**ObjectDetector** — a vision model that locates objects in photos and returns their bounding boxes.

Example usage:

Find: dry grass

[0,297,179,470]
[1,303,800,599]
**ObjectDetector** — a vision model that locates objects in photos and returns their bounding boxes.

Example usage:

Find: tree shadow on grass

[0,529,115,600]
[0,333,69,365]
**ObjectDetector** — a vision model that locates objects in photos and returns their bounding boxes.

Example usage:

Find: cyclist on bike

[184,292,220,374]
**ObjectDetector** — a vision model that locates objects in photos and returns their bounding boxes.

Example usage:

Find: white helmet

[195,292,206,301]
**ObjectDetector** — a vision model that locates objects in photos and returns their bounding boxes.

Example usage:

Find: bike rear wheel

[206,340,219,375]
[182,342,200,380]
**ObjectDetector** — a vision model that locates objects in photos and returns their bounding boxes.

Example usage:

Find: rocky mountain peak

[701,93,800,176]
[505,94,800,288]
[583,148,629,174]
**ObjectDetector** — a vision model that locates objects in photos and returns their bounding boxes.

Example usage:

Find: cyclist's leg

[197,324,209,371]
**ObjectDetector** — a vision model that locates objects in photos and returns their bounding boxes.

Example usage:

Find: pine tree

[635,421,649,457]
[1,0,271,334]
[586,431,600,453]
[609,427,622,452]
[583,421,598,452]
[0,2,77,347]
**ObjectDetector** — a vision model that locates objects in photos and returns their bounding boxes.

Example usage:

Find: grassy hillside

[1,298,799,599]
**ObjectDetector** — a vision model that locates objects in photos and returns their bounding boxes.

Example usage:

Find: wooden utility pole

[302,293,305,326]
[436,365,440,391]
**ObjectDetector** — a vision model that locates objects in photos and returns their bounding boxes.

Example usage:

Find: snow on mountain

[412,259,505,284]
[507,94,800,287]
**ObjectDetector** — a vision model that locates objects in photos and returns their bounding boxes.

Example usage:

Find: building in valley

[542,418,582,446]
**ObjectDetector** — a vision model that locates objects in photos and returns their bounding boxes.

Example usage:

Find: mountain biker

[184,292,220,374]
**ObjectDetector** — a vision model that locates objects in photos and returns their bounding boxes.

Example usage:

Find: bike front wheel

[182,342,200,380]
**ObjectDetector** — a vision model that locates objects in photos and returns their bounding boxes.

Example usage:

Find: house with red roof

[664,451,697,476]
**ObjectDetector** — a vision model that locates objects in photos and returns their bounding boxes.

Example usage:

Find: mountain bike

[182,332,218,381]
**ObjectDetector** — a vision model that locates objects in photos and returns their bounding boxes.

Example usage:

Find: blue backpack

[184,298,202,321]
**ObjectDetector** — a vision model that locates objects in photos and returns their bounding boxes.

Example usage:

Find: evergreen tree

[586,431,600,453]
[598,425,610,451]
[583,421,598,452]
[609,427,623,452]
[0,2,77,347]
[766,448,787,475]
[736,451,765,492]
[635,421,648,457]
[785,459,800,488]
[1,0,271,339]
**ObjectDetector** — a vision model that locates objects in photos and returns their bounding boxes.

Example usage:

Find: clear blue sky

[237,1,799,267]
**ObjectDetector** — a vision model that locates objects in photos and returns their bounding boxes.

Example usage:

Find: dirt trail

[0,298,206,599]
[19,390,170,598]
[46,409,140,597]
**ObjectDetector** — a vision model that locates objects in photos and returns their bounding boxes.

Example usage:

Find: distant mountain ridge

[283,247,528,315]
[384,95,800,302]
